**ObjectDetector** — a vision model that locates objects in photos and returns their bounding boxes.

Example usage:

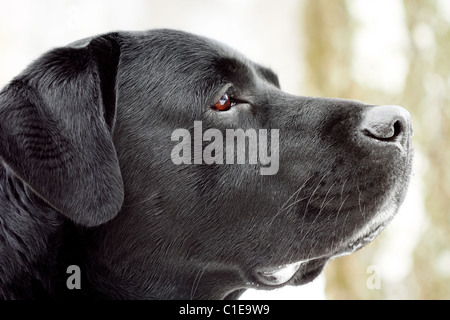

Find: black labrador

[0,29,413,299]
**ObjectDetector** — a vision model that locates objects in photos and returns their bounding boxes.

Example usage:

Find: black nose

[360,105,411,145]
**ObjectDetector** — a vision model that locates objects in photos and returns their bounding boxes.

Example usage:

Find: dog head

[0,29,413,299]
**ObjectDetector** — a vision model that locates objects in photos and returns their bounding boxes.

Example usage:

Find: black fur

[0,29,413,299]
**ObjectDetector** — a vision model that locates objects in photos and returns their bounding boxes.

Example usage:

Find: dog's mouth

[253,257,329,287]
[254,261,304,286]
[253,222,388,288]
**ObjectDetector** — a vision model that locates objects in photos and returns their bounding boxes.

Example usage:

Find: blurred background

[0,0,448,299]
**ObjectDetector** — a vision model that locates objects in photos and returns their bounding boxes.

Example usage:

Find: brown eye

[214,93,232,111]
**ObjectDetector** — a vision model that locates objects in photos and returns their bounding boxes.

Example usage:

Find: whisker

[300,169,332,225]
[268,174,315,227]
[279,174,315,212]
[357,180,366,220]
[190,264,208,300]
[334,192,350,230]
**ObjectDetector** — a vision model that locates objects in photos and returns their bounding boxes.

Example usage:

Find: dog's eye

[213,93,233,111]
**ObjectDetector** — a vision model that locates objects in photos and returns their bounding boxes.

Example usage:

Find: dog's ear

[0,33,124,227]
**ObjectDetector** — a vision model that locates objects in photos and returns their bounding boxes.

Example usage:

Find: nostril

[361,105,410,144]
[393,120,402,139]
[364,119,403,142]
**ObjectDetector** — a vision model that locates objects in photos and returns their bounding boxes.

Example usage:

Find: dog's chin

[252,220,390,288]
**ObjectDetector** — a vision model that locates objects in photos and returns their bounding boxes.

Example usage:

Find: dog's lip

[253,257,329,287]
[254,261,305,286]
[347,224,384,251]
[336,222,388,258]
[288,257,329,286]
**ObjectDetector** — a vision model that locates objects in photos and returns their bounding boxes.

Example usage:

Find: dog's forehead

[122,29,278,87]
[127,29,236,61]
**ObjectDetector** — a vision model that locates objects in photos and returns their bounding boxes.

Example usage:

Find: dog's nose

[360,105,411,145]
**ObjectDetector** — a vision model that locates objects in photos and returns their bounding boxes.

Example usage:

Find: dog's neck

[86,257,248,299]
[0,164,248,300]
